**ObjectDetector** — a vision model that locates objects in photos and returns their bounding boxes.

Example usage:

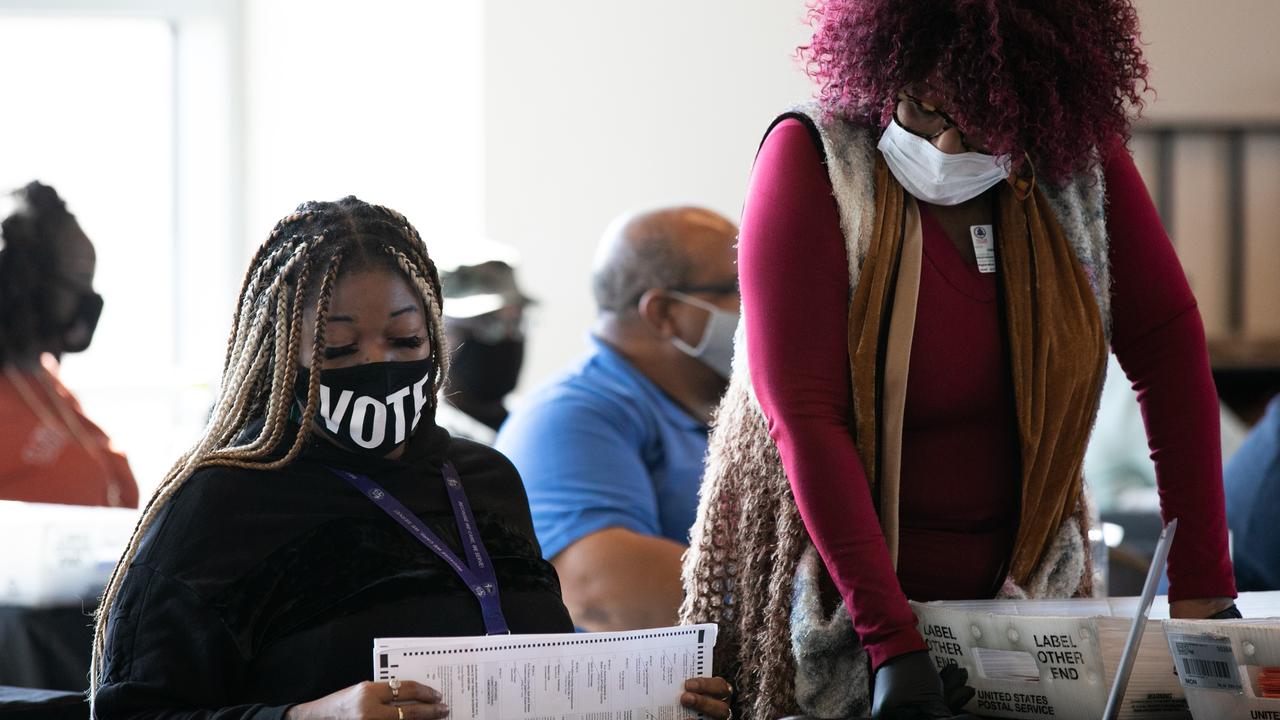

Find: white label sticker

[1168,632,1244,693]
[970,224,996,274]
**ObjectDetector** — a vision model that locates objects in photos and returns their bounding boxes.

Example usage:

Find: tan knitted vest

[680,106,1112,720]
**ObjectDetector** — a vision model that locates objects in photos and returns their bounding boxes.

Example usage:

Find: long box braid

[89,197,450,707]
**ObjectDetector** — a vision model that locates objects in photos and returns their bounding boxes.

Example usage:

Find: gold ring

[397,707,405,720]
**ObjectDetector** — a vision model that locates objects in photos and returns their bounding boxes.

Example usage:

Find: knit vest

[680,106,1113,720]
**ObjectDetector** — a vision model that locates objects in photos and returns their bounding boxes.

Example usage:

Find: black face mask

[294,357,434,456]
[59,290,103,354]
[448,339,524,403]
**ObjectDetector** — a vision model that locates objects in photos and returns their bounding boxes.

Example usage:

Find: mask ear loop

[1009,151,1037,201]
[666,290,717,356]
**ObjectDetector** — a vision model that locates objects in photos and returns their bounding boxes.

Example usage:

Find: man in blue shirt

[496,206,739,631]
[1224,395,1280,591]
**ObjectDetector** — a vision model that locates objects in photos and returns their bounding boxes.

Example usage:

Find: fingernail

[681,692,696,705]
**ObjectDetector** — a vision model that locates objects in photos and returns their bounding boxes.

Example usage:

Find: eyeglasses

[667,281,739,297]
[894,90,989,154]
[629,281,739,310]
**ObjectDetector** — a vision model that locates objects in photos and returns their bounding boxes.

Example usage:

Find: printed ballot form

[374,624,718,720]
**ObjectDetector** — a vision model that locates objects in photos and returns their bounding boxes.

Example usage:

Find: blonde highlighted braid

[89,197,450,707]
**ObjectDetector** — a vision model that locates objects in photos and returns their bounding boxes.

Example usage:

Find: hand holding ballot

[287,680,448,720]
[680,676,735,719]
[283,667,732,720]
[373,625,728,720]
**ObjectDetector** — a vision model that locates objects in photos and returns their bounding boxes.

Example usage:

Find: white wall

[484,0,1280,391]
[1134,0,1280,122]
[483,0,813,390]
[244,0,485,260]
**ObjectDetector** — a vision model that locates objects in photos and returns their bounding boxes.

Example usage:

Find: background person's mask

[877,119,1009,206]
[59,289,103,353]
[294,357,433,455]
[449,338,524,403]
[667,291,738,379]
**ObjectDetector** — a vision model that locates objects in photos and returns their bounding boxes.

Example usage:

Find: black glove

[871,650,978,720]
[939,663,977,713]
[1208,604,1243,620]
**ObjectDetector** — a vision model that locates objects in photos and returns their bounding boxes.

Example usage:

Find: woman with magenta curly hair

[681,1,1241,718]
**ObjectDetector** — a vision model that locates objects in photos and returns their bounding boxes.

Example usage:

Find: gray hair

[591,209,696,313]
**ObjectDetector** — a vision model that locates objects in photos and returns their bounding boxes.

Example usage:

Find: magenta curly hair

[801,0,1151,184]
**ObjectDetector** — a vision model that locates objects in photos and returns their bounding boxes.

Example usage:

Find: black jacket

[95,423,572,719]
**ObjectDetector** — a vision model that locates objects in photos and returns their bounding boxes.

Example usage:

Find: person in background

[0,181,137,508]
[437,252,533,444]
[496,206,738,632]
[680,2,1240,718]
[1224,394,1280,591]
[91,197,733,719]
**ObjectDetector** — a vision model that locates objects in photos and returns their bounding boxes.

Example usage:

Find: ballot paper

[374,624,718,720]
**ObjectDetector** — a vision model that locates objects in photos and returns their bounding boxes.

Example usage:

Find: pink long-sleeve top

[740,118,1237,670]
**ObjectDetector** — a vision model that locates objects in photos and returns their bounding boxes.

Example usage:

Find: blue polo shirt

[495,337,709,560]
[1224,396,1280,591]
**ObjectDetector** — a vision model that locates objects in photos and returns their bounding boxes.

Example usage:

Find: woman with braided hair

[92,196,732,720]
[680,1,1240,718]
[0,181,137,507]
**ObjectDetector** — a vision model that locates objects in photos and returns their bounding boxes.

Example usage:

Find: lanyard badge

[329,463,511,635]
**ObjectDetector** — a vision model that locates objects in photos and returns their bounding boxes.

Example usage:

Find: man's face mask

[294,357,434,455]
[667,291,739,379]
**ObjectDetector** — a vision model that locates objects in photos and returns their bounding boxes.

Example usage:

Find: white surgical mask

[877,119,1010,206]
[667,291,738,379]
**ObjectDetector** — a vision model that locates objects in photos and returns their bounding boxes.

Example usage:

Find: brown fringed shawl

[680,108,1111,720]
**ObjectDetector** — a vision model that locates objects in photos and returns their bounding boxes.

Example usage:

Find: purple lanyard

[328,463,511,635]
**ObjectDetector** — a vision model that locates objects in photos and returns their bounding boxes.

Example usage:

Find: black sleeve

[450,438,543,552]
[487,445,543,554]
[95,563,293,720]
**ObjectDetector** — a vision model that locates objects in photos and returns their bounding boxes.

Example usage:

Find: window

[0,5,241,496]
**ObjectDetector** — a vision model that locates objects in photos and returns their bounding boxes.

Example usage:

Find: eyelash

[323,336,426,360]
